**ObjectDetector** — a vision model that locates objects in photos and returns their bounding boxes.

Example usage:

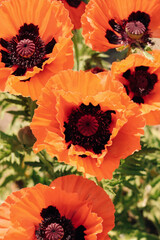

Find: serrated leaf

[7,110,28,116]
[3,98,25,105]
[0,174,17,187]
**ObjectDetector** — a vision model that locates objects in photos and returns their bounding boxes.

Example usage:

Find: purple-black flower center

[105,11,153,48]
[0,23,56,77]
[125,21,146,35]
[35,205,86,240]
[66,0,81,8]
[122,66,158,104]
[45,223,64,240]
[77,114,99,136]
[16,39,35,58]
[64,103,116,154]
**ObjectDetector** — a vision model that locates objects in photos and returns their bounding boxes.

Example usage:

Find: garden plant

[0,0,160,239]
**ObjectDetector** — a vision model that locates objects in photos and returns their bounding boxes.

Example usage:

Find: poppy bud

[18,126,36,147]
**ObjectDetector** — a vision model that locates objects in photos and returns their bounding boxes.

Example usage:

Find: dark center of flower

[125,21,146,35]
[66,0,81,8]
[45,223,64,240]
[77,114,99,136]
[105,11,153,48]
[64,103,116,154]
[0,23,56,76]
[122,66,158,104]
[35,205,86,240]
[16,39,35,58]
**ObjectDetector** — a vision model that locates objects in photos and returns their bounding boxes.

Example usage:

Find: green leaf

[111,228,160,240]
[0,174,17,187]
[142,51,154,61]
[25,161,42,167]
[7,110,28,116]
[3,98,25,105]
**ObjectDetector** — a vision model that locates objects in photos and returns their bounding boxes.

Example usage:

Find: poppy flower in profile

[0,175,115,240]
[81,0,160,52]
[31,70,145,180]
[55,0,86,29]
[0,0,74,100]
[111,50,160,125]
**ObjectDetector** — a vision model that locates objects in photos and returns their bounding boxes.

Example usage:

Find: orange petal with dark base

[111,50,160,125]
[82,0,160,51]
[0,175,115,240]
[31,70,145,180]
[0,0,73,100]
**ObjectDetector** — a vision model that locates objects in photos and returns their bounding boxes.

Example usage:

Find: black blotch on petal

[124,85,129,95]
[79,154,87,158]
[105,30,120,44]
[45,38,56,54]
[66,0,81,8]
[128,11,150,28]
[75,225,86,240]
[1,50,13,67]
[41,206,60,220]
[12,67,27,76]
[0,38,9,49]
[20,78,31,82]
[135,66,149,72]
[132,96,144,104]
[36,58,48,69]
[93,144,106,154]
[19,23,39,37]
[123,69,131,79]
[109,19,122,33]
[64,122,71,143]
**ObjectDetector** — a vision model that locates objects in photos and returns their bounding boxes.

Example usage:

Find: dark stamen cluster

[35,205,86,240]
[122,66,158,104]
[0,23,56,76]
[64,103,116,154]
[105,11,153,48]
[66,0,81,8]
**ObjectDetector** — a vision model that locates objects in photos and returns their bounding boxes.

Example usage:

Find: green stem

[27,97,37,120]
[37,152,54,178]
[95,177,103,188]
[73,30,80,71]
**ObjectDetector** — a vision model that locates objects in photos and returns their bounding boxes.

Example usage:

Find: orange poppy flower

[111,50,160,125]
[31,70,145,180]
[0,0,74,100]
[81,0,160,52]
[0,175,115,240]
[55,0,86,29]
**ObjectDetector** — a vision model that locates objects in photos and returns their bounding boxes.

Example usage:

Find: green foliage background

[0,29,160,240]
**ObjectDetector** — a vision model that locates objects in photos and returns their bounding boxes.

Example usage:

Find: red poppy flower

[0,175,115,240]
[0,0,74,100]
[31,70,145,180]
[111,50,160,125]
[81,0,160,52]
[55,0,86,29]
